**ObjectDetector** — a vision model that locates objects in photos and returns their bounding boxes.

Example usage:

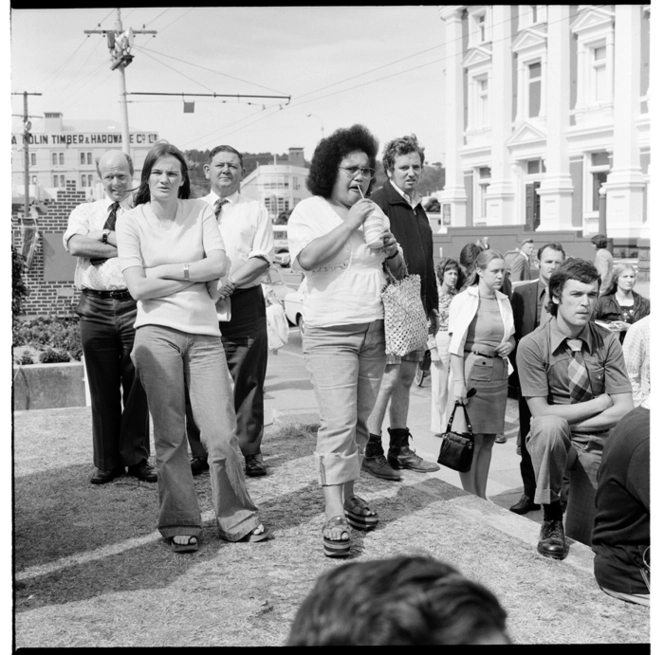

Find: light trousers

[527,415,606,545]
[302,320,386,486]
[430,330,452,433]
[132,325,260,541]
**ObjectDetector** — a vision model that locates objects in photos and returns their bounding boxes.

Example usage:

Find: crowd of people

[63,125,650,618]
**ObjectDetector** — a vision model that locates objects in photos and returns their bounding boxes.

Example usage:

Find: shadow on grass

[13,422,468,612]
[15,463,160,572]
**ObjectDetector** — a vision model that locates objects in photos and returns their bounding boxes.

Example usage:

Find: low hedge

[13,316,83,365]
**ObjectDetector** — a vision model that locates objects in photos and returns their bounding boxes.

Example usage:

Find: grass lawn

[13,409,649,647]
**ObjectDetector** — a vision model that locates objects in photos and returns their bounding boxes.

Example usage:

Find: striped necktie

[214,197,228,220]
[567,338,592,403]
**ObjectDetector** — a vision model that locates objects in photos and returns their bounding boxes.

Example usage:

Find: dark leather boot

[362,433,401,481]
[387,427,439,473]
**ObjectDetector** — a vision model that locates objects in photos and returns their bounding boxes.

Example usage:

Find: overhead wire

[135,45,288,96]
[157,7,196,34]
[144,7,172,27]
[132,45,218,94]
[51,36,104,100]
[183,5,601,147]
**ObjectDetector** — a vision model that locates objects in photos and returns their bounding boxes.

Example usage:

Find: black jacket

[370,181,438,316]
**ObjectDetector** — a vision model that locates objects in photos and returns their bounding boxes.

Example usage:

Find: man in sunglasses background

[362,134,440,482]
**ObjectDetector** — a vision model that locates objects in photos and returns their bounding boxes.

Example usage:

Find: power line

[158,7,195,34]
[135,44,289,96]
[144,7,172,28]
[51,37,103,99]
[184,5,603,148]
[36,37,90,91]
[131,46,218,94]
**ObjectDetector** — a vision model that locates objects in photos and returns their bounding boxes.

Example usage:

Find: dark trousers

[77,292,150,470]
[187,286,268,459]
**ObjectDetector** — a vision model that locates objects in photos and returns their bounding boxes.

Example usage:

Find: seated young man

[516,259,633,560]
[592,398,650,607]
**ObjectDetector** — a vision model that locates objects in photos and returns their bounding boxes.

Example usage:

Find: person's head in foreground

[286,555,510,645]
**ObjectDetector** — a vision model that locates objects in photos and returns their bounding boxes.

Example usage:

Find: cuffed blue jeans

[302,320,386,486]
[131,325,260,541]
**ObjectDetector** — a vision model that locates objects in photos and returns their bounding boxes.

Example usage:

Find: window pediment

[463,45,492,69]
[512,27,547,55]
[571,6,615,37]
[506,122,547,148]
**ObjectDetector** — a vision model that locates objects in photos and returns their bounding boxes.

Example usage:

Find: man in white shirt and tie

[187,145,275,477]
[64,149,155,485]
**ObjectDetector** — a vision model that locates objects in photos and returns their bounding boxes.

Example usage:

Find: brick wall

[13,180,85,317]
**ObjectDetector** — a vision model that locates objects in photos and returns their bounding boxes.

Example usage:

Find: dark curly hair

[133,141,191,206]
[306,124,379,198]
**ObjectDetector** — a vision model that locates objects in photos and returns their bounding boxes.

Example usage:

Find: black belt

[465,348,499,358]
[82,288,132,299]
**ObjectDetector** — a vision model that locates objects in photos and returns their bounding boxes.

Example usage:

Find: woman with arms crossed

[116,142,268,553]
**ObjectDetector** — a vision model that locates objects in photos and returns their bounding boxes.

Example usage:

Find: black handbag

[437,400,475,473]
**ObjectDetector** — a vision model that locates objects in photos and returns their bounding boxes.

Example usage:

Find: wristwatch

[101,229,110,244]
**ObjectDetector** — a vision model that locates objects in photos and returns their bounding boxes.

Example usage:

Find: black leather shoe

[127,459,158,482]
[537,519,567,560]
[245,454,267,477]
[90,467,124,485]
[509,494,540,515]
[361,455,402,481]
[190,456,210,476]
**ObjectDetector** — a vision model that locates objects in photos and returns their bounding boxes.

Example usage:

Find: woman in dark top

[593,264,649,344]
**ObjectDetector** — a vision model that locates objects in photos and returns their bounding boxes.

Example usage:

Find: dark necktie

[104,202,120,231]
[91,202,120,266]
[567,338,592,403]
[214,198,228,220]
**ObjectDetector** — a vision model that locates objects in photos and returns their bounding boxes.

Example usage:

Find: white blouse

[288,196,390,328]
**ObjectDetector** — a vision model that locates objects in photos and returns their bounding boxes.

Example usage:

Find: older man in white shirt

[64,150,155,485]
[187,145,275,477]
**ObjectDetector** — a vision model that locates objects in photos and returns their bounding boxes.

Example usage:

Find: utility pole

[11,91,42,220]
[85,8,156,157]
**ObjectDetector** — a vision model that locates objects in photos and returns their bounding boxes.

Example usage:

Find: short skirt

[462,352,508,434]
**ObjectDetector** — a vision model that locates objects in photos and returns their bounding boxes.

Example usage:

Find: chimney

[288,147,305,168]
[44,112,63,132]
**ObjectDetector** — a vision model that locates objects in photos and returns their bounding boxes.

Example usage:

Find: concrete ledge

[13,362,87,411]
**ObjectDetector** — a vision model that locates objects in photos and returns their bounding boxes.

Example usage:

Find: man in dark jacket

[362,135,440,481]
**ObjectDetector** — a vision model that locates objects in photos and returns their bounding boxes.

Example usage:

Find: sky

[10,6,451,162]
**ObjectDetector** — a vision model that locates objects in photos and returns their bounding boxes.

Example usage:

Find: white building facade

[11,112,159,206]
[437,5,650,239]
[240,147,311,221]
